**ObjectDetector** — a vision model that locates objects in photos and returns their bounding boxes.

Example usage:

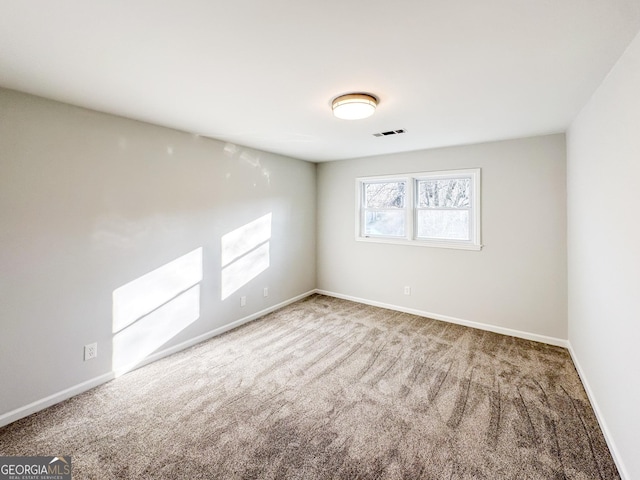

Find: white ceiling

[1,1,639,162]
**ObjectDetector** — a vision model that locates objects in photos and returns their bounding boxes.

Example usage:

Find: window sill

[356,236,483,251]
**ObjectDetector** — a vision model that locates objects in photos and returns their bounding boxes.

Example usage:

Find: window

[356,169,481,250]
[362,180,407,237]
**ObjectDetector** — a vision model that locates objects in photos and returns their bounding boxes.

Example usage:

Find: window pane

[417,178,470,208]
[417,210,470,240]
[364,182,406,208]
[364,210,405,237]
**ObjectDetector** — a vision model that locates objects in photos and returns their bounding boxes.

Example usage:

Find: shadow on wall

[221,213,271,300]
[112,248,203,377]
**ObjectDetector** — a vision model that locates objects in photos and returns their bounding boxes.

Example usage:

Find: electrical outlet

[240,296,246,307]
[404,286,411,295]
[263,287,269,297]
[84,343,98,361]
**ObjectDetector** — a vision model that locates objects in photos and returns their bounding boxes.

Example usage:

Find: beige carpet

[0,294,618,479]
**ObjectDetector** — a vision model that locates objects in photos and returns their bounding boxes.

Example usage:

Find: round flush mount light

[331,93,378,120]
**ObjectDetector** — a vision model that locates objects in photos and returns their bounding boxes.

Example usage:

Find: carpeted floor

[0,294,618,479]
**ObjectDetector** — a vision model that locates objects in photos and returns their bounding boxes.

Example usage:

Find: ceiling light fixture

[332,93,378,120]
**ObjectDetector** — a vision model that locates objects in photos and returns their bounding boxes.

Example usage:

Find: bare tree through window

[418,178,470,208]
[363,181,406,237]
[416,177,472,240]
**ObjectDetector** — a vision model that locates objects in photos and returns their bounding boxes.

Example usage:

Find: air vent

[373,129,407,137]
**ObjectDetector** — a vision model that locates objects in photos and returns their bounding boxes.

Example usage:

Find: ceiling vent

[373,129,407,137]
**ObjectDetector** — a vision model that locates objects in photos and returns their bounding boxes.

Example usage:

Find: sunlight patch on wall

[112,248,203,376]
[112,285,200,376]
[113,248,202,333]
[221,214,271,300]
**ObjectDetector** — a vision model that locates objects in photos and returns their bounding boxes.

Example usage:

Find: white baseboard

[567,344,628,480]
[0,372,115,428]
[0,289,316,429]
[314,289,569,348]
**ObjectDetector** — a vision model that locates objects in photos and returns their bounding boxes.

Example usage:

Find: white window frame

[355,168,482,251]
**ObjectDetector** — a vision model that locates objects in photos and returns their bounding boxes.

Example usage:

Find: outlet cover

[240,296,247,307]
[84,343,98,361]
[404,286,411,295]
[263,287,269,297]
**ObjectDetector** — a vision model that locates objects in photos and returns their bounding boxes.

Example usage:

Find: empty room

[1,1,639,479]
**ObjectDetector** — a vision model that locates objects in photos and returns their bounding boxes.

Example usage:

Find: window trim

[355,168,482,251]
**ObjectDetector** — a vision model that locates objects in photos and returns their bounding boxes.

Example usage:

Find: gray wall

[317,135,567,340]
[567,29,640,479]
[0,88,316,417]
